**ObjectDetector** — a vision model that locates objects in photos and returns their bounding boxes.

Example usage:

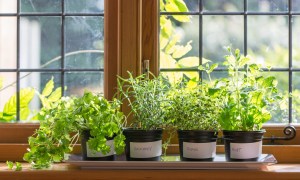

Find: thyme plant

[166,82,221,131]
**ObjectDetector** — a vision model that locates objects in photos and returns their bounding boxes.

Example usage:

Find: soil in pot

[123,128,163,161]
[223,130,265,161]
[178,130,218,161]
[81,130,116,161]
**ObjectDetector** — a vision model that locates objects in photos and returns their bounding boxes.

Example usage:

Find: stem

[0,49,104,92]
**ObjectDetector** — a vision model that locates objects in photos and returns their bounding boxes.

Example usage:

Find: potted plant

[118,72,168,161]
[23,91,126,169]
[216,47,283,161]
[165,62,221,161]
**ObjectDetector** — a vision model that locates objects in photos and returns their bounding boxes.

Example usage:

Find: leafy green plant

[24,91,125,169]
[216,47,283,131]
[118,72,168,130]
[6,161,22,171]
[166,66,221,130]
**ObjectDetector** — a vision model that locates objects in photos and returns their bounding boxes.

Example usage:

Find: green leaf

[165,0,190,22]
[186,78,198,88]
[15,162,22,171]
[160,0,165,11]
[160,16,173,39]
[42,77,54,97]
[20,88,35,108]
[262,76,277,88]
[208,63,219,73]
[38,94,50,109]
[177,56,199,68]
[238,56,250,67]
[20,107,30,120]
[1,88,35,118]
[3,95,16,115]
[165,34,181,54]
[160,35,169,50]
[6,161,14,170]
[160,51,177,68]
[48,87,62,103]
[172,41,192,59]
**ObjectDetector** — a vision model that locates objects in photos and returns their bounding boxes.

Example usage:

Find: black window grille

[0,0,104,121]
[160,0,300,125]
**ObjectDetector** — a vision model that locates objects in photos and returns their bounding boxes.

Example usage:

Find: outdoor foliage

[0,77,61,122]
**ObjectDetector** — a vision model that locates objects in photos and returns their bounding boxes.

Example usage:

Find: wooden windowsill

[1,163,300,180]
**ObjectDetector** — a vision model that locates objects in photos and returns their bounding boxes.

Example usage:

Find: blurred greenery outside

[19,0,104,96]
[0,0,104,122]
[159,0,300,123]
[1,0,300,124]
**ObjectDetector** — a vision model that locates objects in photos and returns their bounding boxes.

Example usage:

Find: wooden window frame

[0,0,299,163]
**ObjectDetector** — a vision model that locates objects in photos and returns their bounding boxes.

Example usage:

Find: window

[0,0,299,162]
[159,0,300,125]
[0,0,104,122]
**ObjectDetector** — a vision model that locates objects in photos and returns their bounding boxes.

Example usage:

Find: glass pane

[248,0,288,12]
[292,0,300,12]
[0,0,17,13]
[160,15,199,69]
[65,0,104,13]
[20,72,61,121]
[293,72,300,123]
[203,15,243,65]
[293,16,300,68]
[202,71,228,82]
[65,16,104,69]
[160,71,199,84]
[203,0,243,12]
[0,17,17,69]
[264,72,289,124]
[248,16,288,68]
[21,0,61,13]
[161,0,199,12]
[0,72,16,112]
[20,17,61,69]
[65,72,104,96]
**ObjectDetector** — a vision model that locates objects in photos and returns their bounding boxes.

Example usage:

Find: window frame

[0,0,299,163]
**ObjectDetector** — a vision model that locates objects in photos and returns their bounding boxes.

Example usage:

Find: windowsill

[1,163,300,180]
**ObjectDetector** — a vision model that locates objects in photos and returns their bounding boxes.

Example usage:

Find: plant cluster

[24,91,125,169]
[215,48,283,131]
[166,84,221,131]
[118,72,168,130]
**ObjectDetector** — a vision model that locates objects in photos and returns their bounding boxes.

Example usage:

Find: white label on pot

[86,140,115,158]
[183,142,216,159]
[230,141,262,159]
[130,140,162,158]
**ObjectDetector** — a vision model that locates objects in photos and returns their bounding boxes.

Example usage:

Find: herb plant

[24,91,125,169]
[166,84,221,131]
[216,47,283,131]
[118,72,168,130]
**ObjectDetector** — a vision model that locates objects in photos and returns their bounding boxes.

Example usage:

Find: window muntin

[0,0,104,121]
[159,0,300,124]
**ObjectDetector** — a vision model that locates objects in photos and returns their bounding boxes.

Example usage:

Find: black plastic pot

[223,130,265,161]
[123,128,163,161]
[81,130,116,161]
[178,130,218,161]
